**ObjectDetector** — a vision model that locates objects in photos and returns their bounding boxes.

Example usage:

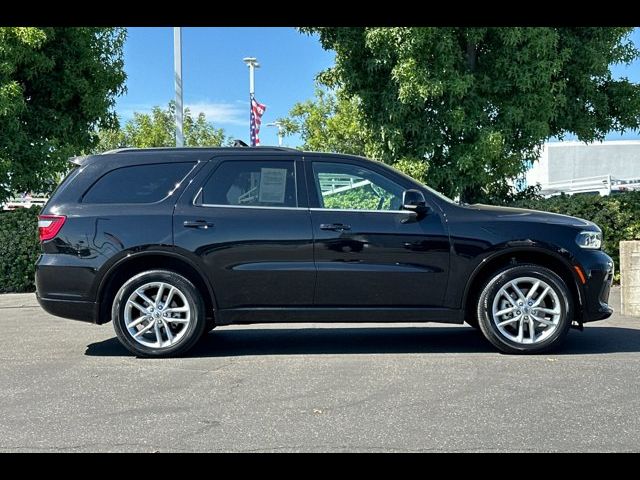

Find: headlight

[576,231,602,249]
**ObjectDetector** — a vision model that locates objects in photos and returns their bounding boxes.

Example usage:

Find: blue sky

[116,27,334,147]
[116,27,640,147]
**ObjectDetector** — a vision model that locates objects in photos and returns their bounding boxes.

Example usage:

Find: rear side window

[200,161,297,208]
[83,163,195,204]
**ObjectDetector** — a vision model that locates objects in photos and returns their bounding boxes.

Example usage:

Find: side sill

[216,307,463,326]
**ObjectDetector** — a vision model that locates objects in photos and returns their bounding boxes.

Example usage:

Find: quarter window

[200,161,297,208]
[83,162,195,204]
[312,162,404,211]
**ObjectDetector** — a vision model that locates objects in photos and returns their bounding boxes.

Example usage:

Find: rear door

[173,155,315,309]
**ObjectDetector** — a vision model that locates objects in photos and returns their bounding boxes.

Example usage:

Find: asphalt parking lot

[1,287,639,452]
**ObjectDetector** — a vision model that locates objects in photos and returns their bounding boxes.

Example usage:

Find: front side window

[200,160,297,208]
[312,162,404,211]
[83,162,195,204]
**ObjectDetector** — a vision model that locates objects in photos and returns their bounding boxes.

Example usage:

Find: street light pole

[266,122,284,147]
[243,57,260,144]
[174,27,184,148]
[243,56,259,96]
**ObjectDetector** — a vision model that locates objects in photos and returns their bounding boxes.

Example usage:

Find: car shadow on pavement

[85,325,640,357]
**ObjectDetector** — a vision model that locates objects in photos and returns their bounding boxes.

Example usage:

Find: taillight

[38,215,66,242]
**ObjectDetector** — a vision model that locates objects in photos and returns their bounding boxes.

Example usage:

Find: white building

[525,140,640,196]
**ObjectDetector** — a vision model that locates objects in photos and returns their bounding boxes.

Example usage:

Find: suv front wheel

[477,264,572,354]
[112,270,206,357]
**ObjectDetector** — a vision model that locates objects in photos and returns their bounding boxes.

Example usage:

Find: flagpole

[174,27,184,148]
[243,57,260,145]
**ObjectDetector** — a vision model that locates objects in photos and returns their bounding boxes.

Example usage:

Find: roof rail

[102,146,301,154]
[68,155,91,165]
[101,148,138,154]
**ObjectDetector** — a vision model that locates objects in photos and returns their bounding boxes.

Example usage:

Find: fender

[459,243,586,311]
[94,246,218,310]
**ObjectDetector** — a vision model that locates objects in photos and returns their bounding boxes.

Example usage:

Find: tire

[476,264,572,354]
[112,270,207,358]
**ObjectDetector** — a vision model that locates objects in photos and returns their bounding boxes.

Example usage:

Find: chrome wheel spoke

[531,314,555,327]
[164,306,189,313]
[128,300,148,314]
[126,315,149,329]
[136,290,155,307]
[528,317,536,342]
[164,286,176,307]
[133,320,155,338]
[153,321,163,346]
[526,281,541,300]
[533,286,551,307]
[124,281,191,349]
[161,319,174,342]
[155,283,166,306]
[511,282,527,302]
[499,288,518,307]
[497,315,521,328]
[495,306,516,317]
[516,317,524,343]
[168,317,189,324]
[536,307,560,315]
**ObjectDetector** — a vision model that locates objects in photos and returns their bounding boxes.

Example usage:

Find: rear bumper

[35,254,100,323]
[36,295,98,323]
[579,251,614,323]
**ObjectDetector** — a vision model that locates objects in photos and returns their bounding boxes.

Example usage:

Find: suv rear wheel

[476,264,572,354]
[112,270,206,357]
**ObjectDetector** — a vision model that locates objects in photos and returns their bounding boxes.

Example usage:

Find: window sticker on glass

[258,168,287,203]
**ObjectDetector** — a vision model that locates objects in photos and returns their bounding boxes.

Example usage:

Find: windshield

[423,184,457,205]
[381,161,457,205]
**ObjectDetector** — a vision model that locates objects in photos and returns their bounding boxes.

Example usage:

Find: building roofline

[546,139,640,147]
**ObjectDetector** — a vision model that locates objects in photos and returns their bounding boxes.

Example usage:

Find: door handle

[320,223,351,232]
[183,220,215,229]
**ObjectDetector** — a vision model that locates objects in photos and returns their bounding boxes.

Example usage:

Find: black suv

[36,147,614,357]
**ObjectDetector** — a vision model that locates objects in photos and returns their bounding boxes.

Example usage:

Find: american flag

[250,95,266,146]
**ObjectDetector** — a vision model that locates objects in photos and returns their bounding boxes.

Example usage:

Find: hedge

[509,191,640,275]
[0,192,638,293]
[0,207,40,293]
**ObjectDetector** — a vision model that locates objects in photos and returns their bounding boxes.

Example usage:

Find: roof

[69,147,370,168]
[101,146,300,154]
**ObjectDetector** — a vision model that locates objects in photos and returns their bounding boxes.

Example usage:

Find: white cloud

[186,101,247,126]
[117,103,153,119]
[117,100,249,127]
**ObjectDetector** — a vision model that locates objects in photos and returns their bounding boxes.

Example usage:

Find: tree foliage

[278,86,369,156]
[0,27,127,201]
[95,102,227,151]
[302,27,640,202]
[280,86,429,183]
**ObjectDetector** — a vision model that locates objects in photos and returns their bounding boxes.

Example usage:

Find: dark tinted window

[201,161,297,207]
[83,163,194,204]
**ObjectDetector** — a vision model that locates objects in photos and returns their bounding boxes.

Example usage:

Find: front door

[174,157,315,309]
[308,159,450,307]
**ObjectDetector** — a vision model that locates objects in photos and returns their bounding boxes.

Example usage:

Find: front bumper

[578,250,614,323]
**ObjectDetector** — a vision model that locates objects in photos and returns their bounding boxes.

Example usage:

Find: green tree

[280,86,429,183]
[0,27,127,201]
[279,86,369,156]
[303,27,640,202]
[95,102,226,151]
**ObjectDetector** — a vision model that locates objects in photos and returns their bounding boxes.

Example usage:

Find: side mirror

[402,189,429,215]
